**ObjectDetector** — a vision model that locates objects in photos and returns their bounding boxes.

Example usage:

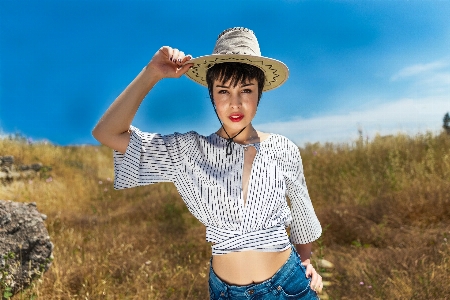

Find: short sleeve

[284,141,322,244]
[113,126,193,189]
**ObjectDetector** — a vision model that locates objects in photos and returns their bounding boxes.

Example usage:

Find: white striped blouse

[113,126,322,255]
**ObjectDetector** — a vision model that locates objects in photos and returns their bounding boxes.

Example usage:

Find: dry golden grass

[1,131,449,299]
[302,132,450,299]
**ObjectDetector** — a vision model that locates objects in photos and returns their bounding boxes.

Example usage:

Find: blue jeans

[209,245,320,299]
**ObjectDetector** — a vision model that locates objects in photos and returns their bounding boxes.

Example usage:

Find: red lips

[229,113,244,122]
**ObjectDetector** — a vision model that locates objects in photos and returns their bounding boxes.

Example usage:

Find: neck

[217,124,259,144]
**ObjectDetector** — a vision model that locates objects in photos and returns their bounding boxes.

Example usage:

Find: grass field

[1,131,449,299]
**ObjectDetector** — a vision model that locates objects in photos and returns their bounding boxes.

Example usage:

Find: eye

[218,90,228,94]
[242,89,252,93]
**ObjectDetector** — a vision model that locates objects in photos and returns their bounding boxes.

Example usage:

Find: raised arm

[92,46,192,153]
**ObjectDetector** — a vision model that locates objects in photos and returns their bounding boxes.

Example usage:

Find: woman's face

[212,78,259,134]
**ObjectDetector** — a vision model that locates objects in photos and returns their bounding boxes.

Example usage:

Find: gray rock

[19,165,30,171]
[30,163,43,172]
[0,157,48,184]
[0,200,53,295]
[1,156,14,167]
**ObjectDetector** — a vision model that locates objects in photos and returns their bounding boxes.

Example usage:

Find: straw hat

[184,27,289,91]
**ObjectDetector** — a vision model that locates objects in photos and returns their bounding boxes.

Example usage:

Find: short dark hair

[206,63,266,105]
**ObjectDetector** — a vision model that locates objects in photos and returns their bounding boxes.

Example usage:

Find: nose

[229,93,242,108]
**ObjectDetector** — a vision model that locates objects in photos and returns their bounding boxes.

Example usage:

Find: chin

[224,121,248,130]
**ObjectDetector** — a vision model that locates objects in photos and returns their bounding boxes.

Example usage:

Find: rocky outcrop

[0,200,53,295]
[0,156,51,182]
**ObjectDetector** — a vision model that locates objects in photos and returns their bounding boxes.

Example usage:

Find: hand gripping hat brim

[184,27,289,92]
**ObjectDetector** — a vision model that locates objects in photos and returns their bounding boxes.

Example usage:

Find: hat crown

[213,27,261,56]
[185,27,289,91]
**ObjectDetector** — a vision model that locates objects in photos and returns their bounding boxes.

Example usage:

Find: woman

[93,27,323,299]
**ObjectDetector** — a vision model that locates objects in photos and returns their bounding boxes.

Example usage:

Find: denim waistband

[209,244,301,298]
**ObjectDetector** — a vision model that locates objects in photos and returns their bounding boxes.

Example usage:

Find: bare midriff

[212,248,292,285]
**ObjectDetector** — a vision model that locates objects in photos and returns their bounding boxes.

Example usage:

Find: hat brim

[184,54,289,91]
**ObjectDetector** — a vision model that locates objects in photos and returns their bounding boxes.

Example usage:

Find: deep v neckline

[211,132,272,208]
[241,144,257,207]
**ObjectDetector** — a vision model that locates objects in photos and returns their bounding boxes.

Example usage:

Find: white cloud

[391,60,448,81]
[255,59,450,147]
[419,72,450,87]
[256,97,449,147]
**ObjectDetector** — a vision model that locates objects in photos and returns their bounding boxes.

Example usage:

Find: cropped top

[113,126,322,255]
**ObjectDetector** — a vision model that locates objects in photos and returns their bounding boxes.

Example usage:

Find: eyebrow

[215,83,255,88]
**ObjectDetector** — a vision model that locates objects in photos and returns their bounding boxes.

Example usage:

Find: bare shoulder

[256,131,272,143]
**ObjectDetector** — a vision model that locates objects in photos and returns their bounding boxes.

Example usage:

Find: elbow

[92,125,105,144]
[91,125,130,154]
[91,126,100,141]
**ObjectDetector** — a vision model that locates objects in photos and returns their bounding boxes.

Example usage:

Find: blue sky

[1,0,449,146]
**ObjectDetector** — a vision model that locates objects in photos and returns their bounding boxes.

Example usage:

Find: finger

[181,54,193,64]
[314,281,323,294]
[171,48,180,63]
[174,51,185,65]
[305,264,314,278]
[311,274,322,292]
[310,276,318,290]
[174,63,193,77]
[305,264,320,289]
[159,46,172,59]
